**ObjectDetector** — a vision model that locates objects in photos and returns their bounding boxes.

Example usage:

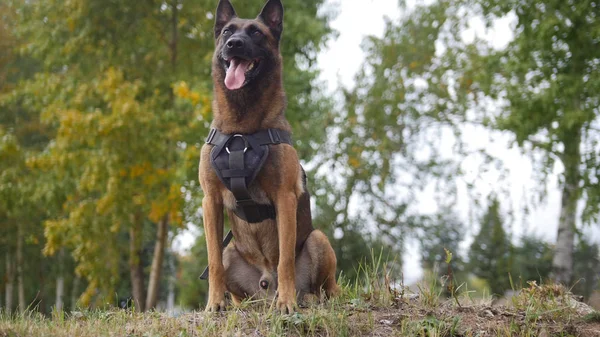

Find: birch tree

[469,0,600,284]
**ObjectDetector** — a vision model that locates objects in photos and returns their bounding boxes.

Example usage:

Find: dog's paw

[276,295,296,314]
[205,296,226,312]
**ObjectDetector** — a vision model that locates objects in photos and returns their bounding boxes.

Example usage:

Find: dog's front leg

[203,195,226,312]
[275,192,298,314]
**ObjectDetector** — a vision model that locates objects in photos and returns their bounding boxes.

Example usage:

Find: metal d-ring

[225,134,248,154]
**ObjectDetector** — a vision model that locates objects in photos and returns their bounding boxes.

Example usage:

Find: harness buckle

[268,129,281,144]
[205,129,217,144]
[225,134,248,154]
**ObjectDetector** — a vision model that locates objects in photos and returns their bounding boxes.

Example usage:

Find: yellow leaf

[190,92,200,105]
[348,157,361,168]
[149,201,167,223]
[133,195,146,205]
[173,81,190,98]
[67,17,76,32]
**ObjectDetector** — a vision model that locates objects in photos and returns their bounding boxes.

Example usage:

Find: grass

[2,253,600,337]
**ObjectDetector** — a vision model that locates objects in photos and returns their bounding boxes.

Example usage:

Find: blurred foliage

[176,236,209,309]
[312,0,477,281]
[511,235,554,286]
[1,0,334,311]
[465,0,600,283]
[572,239,600,298]
[419,210,469,297]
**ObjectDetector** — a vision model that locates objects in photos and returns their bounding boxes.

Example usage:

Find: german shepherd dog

[199,0,339,313]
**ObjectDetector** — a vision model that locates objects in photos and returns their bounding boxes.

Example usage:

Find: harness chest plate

[205,128,292,223]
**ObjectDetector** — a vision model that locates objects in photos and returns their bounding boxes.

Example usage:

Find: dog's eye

[222,28,232,36]
[252,29,262,37]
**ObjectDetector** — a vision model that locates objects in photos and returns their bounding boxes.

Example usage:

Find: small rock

[379,319,394,325]
[568,296,595,316]
[538,328,550,337]
[480,309,494,318]
[399,294,419,301]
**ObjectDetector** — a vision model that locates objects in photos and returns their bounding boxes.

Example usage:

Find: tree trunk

[70,276,80,311]
[166,254,175,313]
[37,258,46,315]
[145,215,169,310]
[170,0,178,71]
[5,251,14,312]
[55,249,65,311]
[55,277,64,312]
[16,224,25,313]
[129,213,146,312]
[552,130,581,284]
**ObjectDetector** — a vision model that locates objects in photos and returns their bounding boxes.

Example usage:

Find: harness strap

[198,230,234,280]
[228,148,266,222]
[229,150,248,200]
[206,128,292,150]
[221,169,253,178]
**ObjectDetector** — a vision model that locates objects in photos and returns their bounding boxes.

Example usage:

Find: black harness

[205,128,292,223]
[199,128,293,281]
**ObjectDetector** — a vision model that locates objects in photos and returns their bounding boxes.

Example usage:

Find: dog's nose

[260,279,269,290]
[226,38,244,50]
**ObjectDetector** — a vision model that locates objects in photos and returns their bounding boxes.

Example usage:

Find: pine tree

[468,198,511,296]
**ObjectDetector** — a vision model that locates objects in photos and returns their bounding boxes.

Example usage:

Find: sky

[318,0,401,89]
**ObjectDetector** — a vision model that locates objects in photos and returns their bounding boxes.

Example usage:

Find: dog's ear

[214,0,237,39]
[257,0,284,41]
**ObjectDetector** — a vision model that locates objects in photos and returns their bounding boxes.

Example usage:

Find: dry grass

[2,256,600,337]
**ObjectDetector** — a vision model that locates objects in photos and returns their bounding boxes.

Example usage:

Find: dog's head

[212,0,284,91]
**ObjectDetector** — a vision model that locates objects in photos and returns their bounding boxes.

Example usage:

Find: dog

[198,0,339,314]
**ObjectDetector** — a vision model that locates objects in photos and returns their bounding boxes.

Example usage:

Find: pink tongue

[225,58,250,90]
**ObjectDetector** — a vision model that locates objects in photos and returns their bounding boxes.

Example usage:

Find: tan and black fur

[199,0,339,314]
